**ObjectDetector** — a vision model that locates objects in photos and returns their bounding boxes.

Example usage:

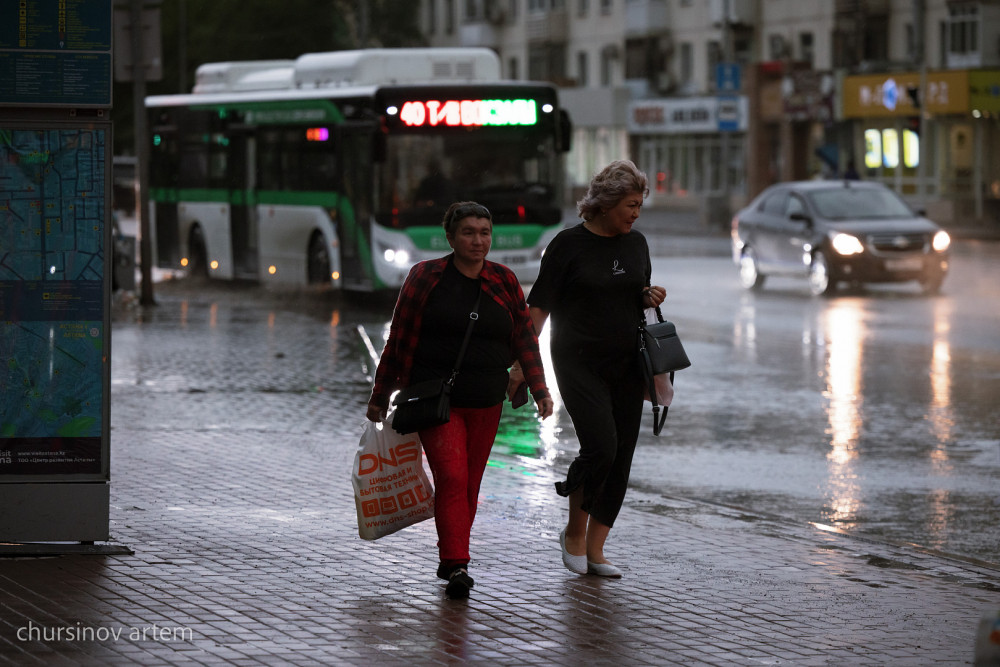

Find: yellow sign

[969,70,1000,113]
[843,71,968,117]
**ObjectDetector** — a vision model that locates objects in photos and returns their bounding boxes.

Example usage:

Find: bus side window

[258,130,283,191]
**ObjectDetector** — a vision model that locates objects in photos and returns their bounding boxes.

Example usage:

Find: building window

[528,0,545,10]
[768,34,789,60]
[707,40,721,87]
[528,43,566,82]
[600,45,616,86]
[600,0,612,15]
[679,42,692,88]
[445,0,455,34]
[465,0,480,21]
[427,0,437,34]
[799,32,814,67]
[948,4,978,54]
[508,0,519,20]
[577,50,588,86]
[508,56,519,80]
[578,0,588,17]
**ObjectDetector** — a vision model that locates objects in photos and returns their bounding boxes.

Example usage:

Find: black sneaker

[445,567,474,599]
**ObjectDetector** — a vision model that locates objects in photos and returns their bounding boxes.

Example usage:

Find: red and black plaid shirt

[370,255,549,409]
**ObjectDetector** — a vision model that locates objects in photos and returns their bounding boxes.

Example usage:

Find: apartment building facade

[421,0,1000,228]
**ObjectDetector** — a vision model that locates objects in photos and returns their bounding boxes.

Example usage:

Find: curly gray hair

[576,160,649,221]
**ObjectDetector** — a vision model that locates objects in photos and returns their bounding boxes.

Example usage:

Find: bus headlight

[932,230,951,252]
[830,233,864,256]
[383,248,410,266]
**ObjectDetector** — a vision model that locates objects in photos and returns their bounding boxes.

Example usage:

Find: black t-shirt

[411,260,512,408]
[528,223,650,361]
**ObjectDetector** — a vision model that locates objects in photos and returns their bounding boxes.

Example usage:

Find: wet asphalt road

[124,234,999,566]
[633,238,1000,565]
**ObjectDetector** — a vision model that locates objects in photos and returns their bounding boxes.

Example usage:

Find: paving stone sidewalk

[1,284,998,666]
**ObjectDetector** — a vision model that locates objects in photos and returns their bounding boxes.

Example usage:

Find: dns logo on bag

[357,440,420,475]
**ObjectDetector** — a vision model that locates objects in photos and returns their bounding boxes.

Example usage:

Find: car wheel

[307,232,331,285]
[919,273,945,295]
[808,251,836,296]
[188,226,208,277]
[738,248,766,290]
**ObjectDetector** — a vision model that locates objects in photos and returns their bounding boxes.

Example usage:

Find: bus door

[149,122,180,268]
[337,125,377,291]
[226,130,258,278]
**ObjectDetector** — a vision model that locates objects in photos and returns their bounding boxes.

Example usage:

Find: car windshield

[806,187,914,220]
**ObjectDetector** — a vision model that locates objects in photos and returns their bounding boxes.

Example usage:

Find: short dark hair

[442,201,492,235]
[576,160,649,221]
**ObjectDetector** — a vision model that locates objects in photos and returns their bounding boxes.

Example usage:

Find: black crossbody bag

[391,291,482,435]
[638,304,691,435]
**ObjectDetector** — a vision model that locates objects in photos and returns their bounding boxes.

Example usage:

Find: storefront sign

[783,70,835,122]
[969,70,1000,113]
[628,96,748,134]
[843,71,969,117]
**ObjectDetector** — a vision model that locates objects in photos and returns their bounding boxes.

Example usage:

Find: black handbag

[638,305,691,435]
[391,291,481,435]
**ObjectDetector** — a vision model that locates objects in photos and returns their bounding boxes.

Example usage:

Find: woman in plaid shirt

[367,201,554,599]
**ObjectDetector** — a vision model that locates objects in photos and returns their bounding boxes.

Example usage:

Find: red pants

[419,404,502,568]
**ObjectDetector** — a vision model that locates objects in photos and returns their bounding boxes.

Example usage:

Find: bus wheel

[188,226,208,277]
[307,233,331,285]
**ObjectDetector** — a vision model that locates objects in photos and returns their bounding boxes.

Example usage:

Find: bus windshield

[375,130,562,230]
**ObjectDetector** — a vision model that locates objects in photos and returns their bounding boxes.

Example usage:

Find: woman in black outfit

[514,160,666,578]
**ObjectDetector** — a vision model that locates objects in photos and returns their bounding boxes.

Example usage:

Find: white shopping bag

[352,413,434,540]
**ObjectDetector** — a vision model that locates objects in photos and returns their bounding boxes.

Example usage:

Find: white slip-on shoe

[587,561,623,578]
[559,529,588,574]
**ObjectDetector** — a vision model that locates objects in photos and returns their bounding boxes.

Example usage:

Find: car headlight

[932,230,951,252]
[830,233,864,256]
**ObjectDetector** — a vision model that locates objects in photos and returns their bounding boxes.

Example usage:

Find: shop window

[881,129,899,168]
[902,129,920,169]
[864,129,882,170]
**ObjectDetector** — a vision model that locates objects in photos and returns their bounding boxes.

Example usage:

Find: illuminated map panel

[0,127,106,476]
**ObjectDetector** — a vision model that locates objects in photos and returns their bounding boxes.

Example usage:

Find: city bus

[145,48,571,291]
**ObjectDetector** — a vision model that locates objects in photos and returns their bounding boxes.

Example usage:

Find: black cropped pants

[552,347,645,528]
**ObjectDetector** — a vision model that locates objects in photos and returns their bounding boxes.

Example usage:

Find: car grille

[867,232,928,253]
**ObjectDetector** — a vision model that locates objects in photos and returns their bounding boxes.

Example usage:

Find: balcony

[459,21,501,50]
[626,0,670,37]
[526,9,569,42]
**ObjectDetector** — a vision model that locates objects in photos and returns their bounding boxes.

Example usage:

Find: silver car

[731,180,951,296]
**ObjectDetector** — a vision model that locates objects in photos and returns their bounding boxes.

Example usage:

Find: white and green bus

[145,47,571,291]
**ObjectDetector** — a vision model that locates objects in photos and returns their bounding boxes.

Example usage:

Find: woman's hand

[536,396,554,419]
[366,402,386,423]
[642,285,666,308]
[507,364,525,398]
